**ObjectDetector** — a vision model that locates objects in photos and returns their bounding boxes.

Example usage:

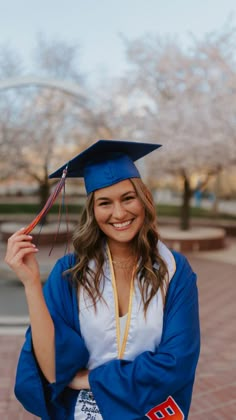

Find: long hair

[69,178,169,313]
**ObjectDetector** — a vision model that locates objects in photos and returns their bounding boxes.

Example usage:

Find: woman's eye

[124,196,135,201]
[99,201,110,206]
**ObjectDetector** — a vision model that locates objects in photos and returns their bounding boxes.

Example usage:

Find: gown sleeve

[14,254,89,419]
[89,252,200,420]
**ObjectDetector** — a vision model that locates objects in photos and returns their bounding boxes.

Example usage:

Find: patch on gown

[146,396,184,419]
[74,390,102,420]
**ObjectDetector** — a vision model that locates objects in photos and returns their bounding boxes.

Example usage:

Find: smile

[111,220,133,229]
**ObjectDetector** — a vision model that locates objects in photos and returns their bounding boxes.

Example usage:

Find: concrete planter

[160,226,226,252]
[0,222,76,245]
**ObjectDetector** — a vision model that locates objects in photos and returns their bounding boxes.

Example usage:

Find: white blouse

[119,313,128,349]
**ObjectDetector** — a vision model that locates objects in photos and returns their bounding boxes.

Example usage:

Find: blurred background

[0,0,236,235]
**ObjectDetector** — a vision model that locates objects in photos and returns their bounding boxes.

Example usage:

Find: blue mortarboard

[49,140,161,194]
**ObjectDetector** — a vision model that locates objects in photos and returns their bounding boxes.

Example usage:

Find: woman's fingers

[5,248,40,286]
[4,228,41,285]
[7,228,33,244]
[8,237,36,252]
[7,230,34,255]
[6,245,38,267]
[5,231,36,263]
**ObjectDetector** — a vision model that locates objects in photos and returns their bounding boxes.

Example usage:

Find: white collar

[158,240,176,282]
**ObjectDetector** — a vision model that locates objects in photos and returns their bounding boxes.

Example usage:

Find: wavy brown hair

[69,178,169,313]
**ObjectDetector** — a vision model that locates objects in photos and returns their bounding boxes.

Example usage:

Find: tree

[0,37,90,209]
[0,45,25,180]
[121,25,236,229]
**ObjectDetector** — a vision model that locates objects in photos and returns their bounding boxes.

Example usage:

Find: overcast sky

[1,0,236,82]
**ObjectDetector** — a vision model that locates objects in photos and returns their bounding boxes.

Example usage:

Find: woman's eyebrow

[95,196,111,202]
[95,190,136,202]
[122,190,136,197]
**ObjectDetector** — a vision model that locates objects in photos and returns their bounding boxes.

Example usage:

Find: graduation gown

[14,249,200,420]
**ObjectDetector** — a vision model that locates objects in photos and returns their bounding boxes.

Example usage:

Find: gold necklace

[111,255,135,269]
[112,260,134,269]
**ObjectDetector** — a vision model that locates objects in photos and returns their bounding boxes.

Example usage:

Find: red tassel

[24,166,68,235]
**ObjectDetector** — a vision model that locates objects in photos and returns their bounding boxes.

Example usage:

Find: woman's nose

[112,202,126,219]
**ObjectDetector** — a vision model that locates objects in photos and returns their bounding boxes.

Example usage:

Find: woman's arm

[5,228,55,382]
[68,369,90,390]
[24,281,55,383]
[6,235,89,417]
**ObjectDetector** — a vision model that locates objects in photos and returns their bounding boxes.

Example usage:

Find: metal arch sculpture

[0,76,86,234]
[0,75,85,102]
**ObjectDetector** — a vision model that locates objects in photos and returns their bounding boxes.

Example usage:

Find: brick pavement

[0,253,236,419]
[187,256,236,419]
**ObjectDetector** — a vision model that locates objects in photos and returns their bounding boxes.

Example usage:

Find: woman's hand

[68,369,90,390]
[4,227,40,287]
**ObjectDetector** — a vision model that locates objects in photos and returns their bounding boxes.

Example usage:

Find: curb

[0,315,29,325]
[0,316,29,335]
[0,263,53,282]
[0,327,26,335]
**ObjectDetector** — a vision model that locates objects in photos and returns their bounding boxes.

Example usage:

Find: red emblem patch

[146,396,184,419]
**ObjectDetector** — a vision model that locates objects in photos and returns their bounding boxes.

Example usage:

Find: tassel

[48,181,65,256]
[24,165,68,235]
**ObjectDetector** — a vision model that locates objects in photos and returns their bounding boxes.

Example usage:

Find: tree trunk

[180,173,192,230]
[211,168,222,216]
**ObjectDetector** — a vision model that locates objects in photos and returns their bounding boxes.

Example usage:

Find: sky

[0,0,236,83]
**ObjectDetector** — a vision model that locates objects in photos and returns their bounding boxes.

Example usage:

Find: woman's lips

[111,220,133,229]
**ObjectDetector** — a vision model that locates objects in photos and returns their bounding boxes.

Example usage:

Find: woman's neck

[107,240,135,259]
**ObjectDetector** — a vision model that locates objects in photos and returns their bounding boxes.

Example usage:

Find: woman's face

[93,179,145,248]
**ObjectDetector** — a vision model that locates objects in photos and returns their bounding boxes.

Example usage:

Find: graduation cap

[24,140,161,234]
[49,139,161,194]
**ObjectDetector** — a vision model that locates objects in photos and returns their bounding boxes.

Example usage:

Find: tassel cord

[24,166,68,235]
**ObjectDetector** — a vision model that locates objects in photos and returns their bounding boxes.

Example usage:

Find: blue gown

[14,250,200,419]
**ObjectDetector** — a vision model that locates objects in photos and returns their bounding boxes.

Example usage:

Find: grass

[0,203,84,215]
[156,204,236,220]
[0,202,235,220]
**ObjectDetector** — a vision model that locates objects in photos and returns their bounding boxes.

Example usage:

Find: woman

[5,140,200,420]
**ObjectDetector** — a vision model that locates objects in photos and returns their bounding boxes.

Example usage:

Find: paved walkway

[187,256,236,419]
[0,240,236,419]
